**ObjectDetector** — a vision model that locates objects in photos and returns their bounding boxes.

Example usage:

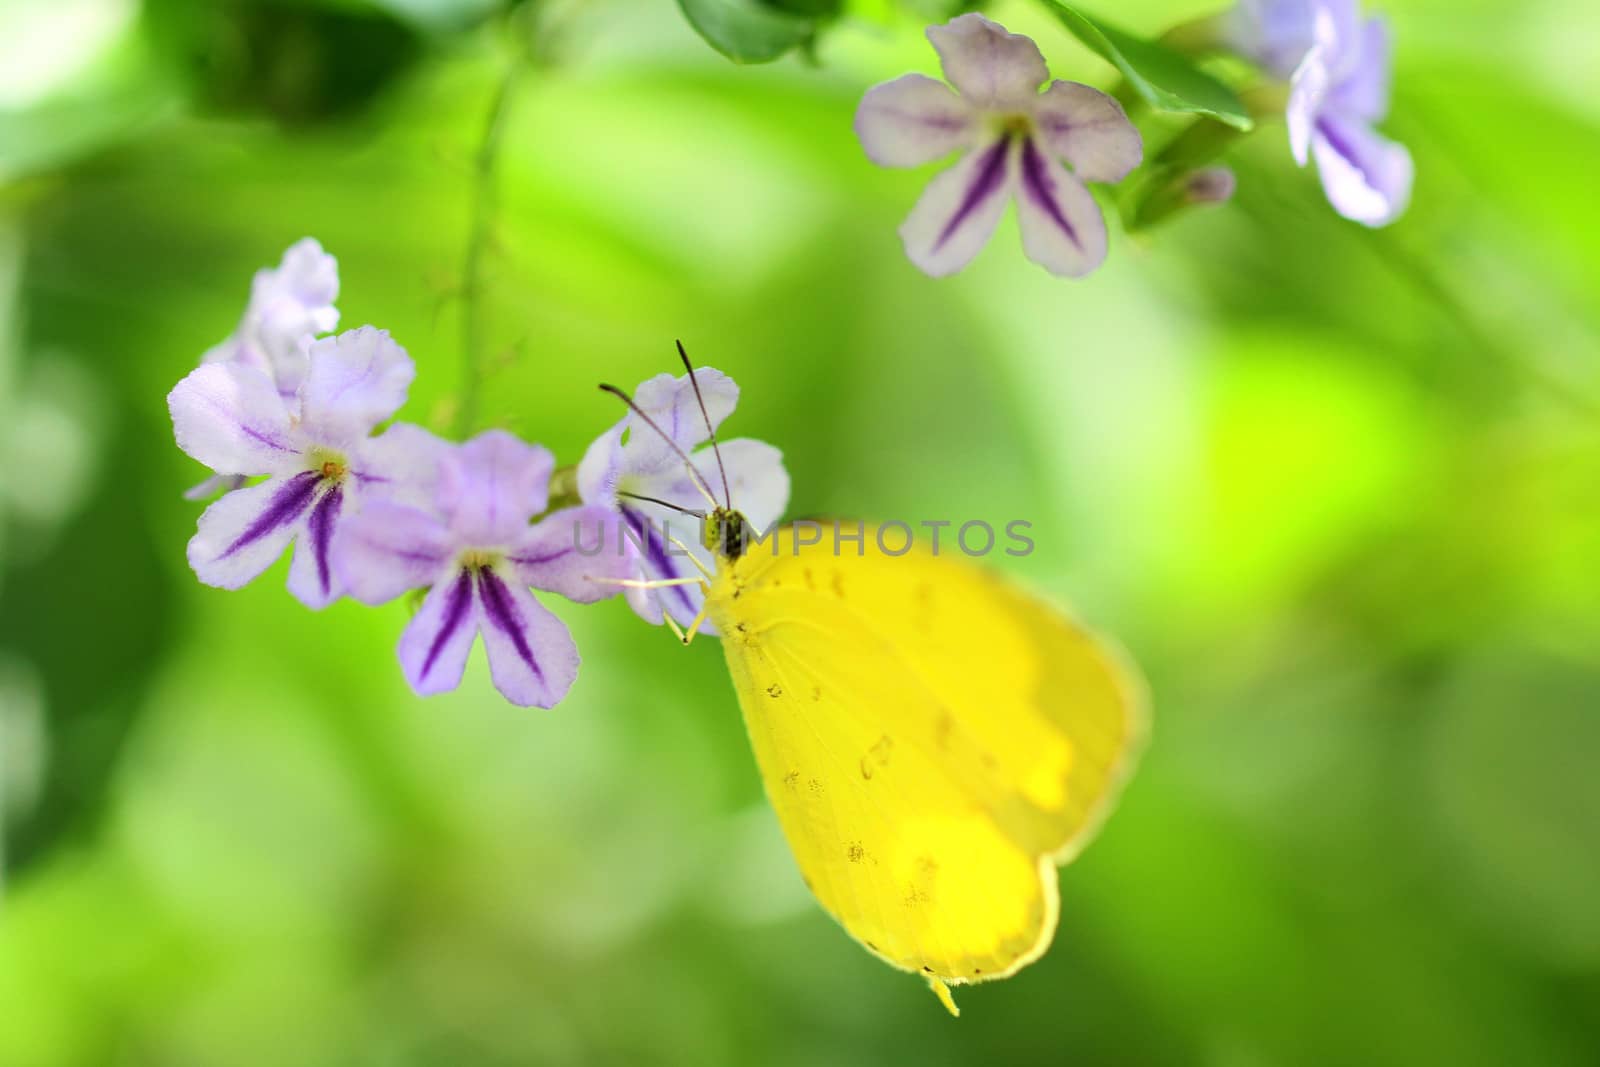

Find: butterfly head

[601,341,746,564]
[703,506,749,562]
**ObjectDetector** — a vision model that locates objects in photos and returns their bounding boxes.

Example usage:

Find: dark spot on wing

[783,771,800,791]
[767,684,783,698]
[860,735,894,779]
[810,686,821,702]
[847,842,865,862]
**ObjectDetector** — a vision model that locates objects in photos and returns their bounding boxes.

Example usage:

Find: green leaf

[1040,1,1252,130]
[676,0,815,63]
[759,0,841,17]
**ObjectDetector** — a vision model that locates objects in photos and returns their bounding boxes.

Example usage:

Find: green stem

[454,51,526,439]
[1362,231,1600,419]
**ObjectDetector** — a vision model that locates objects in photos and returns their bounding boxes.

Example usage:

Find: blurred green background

[3,0,1598,1063]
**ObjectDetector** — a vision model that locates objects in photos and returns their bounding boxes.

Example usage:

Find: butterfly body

[702,516,1147,995]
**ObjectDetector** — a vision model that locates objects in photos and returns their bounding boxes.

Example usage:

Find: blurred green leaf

[144,0,425,124]
[1040,1,1252,130]
[760,0,841,17]
[0,14,179,181]
[676,0,815,63]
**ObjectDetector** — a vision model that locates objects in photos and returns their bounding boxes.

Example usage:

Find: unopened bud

[1183,166,1237,205]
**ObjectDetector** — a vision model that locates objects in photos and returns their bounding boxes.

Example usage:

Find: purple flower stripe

[880,106,969,133]
[477,568,544,682]
[511,548,570,567]
[306,484,344,597]
[622,508,696,615]
[422,568,475,680]
[1039,114,1119,138]
[243,422,295,453]
[1316,118,1378,187]
[319,352,383,407]
[221,470,320,558]
[935,138,1011,251]
[1019,137,1080,250]
[193,388,295,455]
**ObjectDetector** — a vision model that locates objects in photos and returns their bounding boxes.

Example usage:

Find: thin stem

[455,52,526,439]
[1363,231,1600,419]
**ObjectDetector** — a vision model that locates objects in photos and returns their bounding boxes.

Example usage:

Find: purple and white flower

[334,431,626,708]
[1228,0,1412,226]
[854,13,1143,278]
[577,368,788,633]
[186,238,341,499]
[202,237,340,398]
[169,326,423,609]
[1224,0,1324,78]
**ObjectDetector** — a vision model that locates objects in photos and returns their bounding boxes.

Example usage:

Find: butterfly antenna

[598,383,720,511]
[676,339,732,510]
[618,490,704,519]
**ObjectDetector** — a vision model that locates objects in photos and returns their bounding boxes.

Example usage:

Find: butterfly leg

[659,532,714,581]
[589,576,706,589]
[662,612,688,643]
[680,602,711,646]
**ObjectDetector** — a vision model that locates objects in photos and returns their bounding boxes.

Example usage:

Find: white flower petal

[298,326,415,441]
[926,14,1049,110]
[1288,34,1335,166]
[169,362,300,476]
[1311,116,1413,226]
[576,421,625,506]
[855,74,977,168]
[627,368,739,483]
[285,481,349,608]
[1015,137,1109,278]
[348,421,452,510]
[399,567,479,697]
[1032,81,1143,183]
[437,431,554,546]
[335,499,457,606]
[898,139,1016,278]
[476,568,580,708]
[509,505,634,605]
[187,472,319,590]
[1330,16,1392,123]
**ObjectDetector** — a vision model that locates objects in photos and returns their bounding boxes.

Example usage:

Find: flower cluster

[1227,0,1412,226]
[854,6,1411,271]
[169,242,790,707]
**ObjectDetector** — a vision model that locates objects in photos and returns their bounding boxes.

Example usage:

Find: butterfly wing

[707,524,1146,985]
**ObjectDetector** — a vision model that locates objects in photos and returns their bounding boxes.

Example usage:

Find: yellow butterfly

[600,353,1147,1016]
